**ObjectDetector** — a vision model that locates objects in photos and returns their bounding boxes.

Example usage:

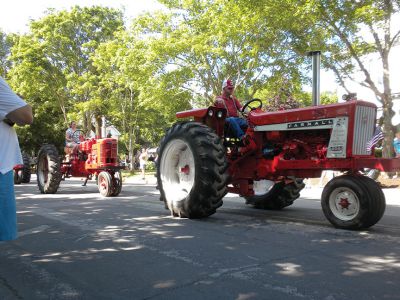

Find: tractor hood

[248,100,376,126]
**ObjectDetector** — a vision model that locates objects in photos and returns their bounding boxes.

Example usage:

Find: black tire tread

[36,144,62,194]
[157,122,228,218]
[21,153,31,183]
[246,178,305,210]
[110,171,122,197]
[14,169,23,184]
[355,175,386,228]
[321,174,386,230]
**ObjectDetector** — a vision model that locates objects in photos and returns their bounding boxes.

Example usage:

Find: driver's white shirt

[0,77,27,174]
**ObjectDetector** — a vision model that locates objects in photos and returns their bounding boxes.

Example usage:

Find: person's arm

[0,77,33,125]
[5,104,33,126]
[235,98,243,111]
[214,96,224,107]
[66,129,74,143]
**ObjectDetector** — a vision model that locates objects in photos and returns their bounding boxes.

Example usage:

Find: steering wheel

[71,129,85,143]
[241,98,263,115]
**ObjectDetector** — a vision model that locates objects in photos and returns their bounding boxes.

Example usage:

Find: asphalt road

[0,175,399,300]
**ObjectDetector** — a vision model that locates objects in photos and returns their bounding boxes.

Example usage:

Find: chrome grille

[352,105,376,155]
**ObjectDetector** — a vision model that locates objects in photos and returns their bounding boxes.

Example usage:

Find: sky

[0,0,165,34]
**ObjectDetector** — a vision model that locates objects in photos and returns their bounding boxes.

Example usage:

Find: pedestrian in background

[0,76,33,241]
[393,129,400,178]
[139,148,148,180]
[394,129,400,158]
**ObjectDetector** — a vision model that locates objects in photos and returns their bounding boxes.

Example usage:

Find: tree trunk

[129,127,134,171]
[381,50,395,158]
[95,115,102,138]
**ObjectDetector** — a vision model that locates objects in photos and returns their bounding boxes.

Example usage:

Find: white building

[106,125,121,139]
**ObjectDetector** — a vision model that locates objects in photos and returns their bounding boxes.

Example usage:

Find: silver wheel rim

[253,180,275,196]
[329,187,360,221]
[160,139,195,202]
[37,155,47,187]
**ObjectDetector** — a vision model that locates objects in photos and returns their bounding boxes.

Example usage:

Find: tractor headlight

[208,109,214,117]
[217,111,223,118]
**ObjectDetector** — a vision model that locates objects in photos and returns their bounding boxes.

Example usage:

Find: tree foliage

[134,0,307,106]
[8,6,124,152]
[3,1,399,159]
[246,0,400,157]
[0,30,13,77]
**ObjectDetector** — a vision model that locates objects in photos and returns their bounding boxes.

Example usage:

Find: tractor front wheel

[110,171,122,196]
[157,122,228,218]
[321,174,386,229]
[98,171,113,197]
[13,168,23,184]
[37,144,62,194]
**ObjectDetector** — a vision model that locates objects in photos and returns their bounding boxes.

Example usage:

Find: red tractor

[156,99,400,230]
[36,131,123,197]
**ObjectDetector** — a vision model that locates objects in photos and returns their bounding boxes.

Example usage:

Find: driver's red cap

[222,79,234,89]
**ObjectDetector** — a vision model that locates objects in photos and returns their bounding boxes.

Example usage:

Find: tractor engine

[264,130,330,160]
[81,138,118,169]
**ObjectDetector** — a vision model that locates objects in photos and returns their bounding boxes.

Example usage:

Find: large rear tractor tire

[157,122,228,218]
[321,174,386,229]
[37,144,62,194]
[245,178,305,210]
[21,153,31,183]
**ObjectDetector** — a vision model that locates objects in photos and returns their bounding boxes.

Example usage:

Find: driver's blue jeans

[226,117,247,138]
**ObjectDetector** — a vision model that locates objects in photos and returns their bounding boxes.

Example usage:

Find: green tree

[92,29,191,166]
[9,6,124,151]
[0,30,13,77]
[251,0,400,157]
[135,0,306,107]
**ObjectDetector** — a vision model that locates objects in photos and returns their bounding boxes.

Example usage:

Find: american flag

[366,126,384,153]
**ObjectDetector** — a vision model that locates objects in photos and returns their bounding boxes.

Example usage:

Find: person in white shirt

[0,76,33,241]
[139,148,148,180]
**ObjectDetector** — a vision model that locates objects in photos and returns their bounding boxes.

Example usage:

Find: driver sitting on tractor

[214,79,247,138]
[65,121,83,154]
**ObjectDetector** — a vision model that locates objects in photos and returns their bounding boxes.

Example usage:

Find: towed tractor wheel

[21,153,31,183]
[321,174,386,230]
[14,153,31,184]
[245,177,305,210]
[157,122,228,218]
[37,144,62,194]
[110,171,122,197]
[13,168,23,184]
[98,171,113,197]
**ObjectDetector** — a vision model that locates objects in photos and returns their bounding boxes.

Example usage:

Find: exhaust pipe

[308,51,321,106]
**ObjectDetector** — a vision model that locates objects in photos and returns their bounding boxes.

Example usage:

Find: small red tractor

[13,153,31,184]
[36,131,123,197]
[156,99,400,230]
